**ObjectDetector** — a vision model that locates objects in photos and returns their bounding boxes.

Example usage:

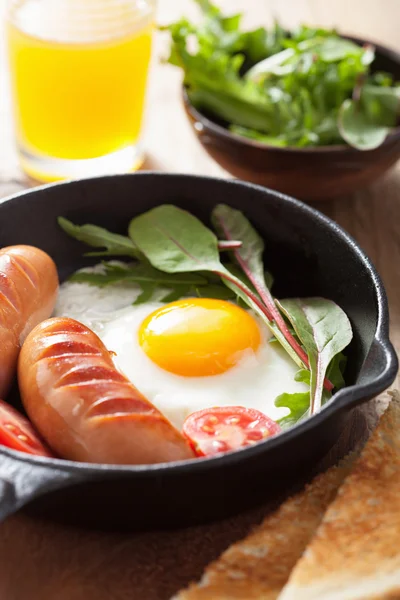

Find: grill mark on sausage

[0,272,20,314]
[44,320,92,336]
[85,396,155,419]
[39,340,104,360]
[9,254,39,289]
[55,364,126,388]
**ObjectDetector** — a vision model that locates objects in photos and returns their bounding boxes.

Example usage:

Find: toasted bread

[278,393,400,600]
[174,458,354,599]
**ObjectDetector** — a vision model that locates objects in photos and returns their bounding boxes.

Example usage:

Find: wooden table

[0,1,399,598]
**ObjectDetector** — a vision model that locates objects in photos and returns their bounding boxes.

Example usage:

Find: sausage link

[18,317,195,464]
[0,245,58,397]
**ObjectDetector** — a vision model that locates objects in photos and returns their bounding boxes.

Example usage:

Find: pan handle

[334,337,398,412]
[0,453,85,522]
[357,337,398,391]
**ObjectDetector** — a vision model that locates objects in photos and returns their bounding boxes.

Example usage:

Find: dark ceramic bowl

[183,37,400,201]
[0,173,397,531]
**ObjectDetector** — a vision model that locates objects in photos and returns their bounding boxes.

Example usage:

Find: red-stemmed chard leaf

[212,204,334,389]
[218,240,242,250]
[128,205,304,359]
[277,298,352,414]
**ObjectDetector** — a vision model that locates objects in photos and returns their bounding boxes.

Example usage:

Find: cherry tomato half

[182,406,281,457]
[0,400,54,457]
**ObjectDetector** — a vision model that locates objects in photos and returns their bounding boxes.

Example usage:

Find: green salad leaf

[276,350,348,425]
[277,298,353,414]
[69,261,208,287]
[212,203,309,370]
[68,260,236,305]
[128,204,223,273]
[339,85,400,149]
[58,217,140,258]
[59,204,353,431]
[293,353,347,389]
[129,205,308,369]
[339,99,391,150]
[164,0,399,149]
[275,392,310,428]
[326,352,347,390]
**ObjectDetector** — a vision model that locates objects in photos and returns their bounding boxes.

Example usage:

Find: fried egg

[55,270,308,429]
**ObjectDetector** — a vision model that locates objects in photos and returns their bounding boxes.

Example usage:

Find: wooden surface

[0,1,399,599]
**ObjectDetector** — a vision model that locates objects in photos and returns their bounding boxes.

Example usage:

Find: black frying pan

[0,173,396,530]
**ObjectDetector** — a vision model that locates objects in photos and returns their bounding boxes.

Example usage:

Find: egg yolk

[138,298,261,377]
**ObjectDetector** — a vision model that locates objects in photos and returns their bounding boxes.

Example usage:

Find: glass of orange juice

[6,0,156,182]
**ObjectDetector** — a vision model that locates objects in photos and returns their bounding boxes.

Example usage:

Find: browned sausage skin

[18,317,195,464]
[0,245,58,397]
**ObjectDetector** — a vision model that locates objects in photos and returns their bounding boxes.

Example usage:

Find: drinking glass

[6,0,156,182]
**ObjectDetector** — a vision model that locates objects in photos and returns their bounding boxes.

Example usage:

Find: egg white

[55,272,309,429]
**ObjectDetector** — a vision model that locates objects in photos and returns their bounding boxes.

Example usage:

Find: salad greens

[277,298,352,414]
[164,0,399,149]
[274,392,310,428]
[211,204,310,371]
[128,205,304,370]
[58,205,353,427]
[58,217,140,258]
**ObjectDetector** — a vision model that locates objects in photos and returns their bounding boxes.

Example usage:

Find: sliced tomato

[182,406,281,457]
[0,400,54,457]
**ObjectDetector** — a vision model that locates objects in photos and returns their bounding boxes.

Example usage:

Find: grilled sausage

[18,317,195,464]
[0,245,58,397]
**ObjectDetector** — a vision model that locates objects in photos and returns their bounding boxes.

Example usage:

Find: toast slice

[174,458,354,599]
[278,393,400,600]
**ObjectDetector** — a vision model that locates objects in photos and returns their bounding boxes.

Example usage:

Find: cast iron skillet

[0,173,397,530]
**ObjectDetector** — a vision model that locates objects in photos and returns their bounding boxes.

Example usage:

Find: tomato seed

[202,425,214,433]
[4,423,18,433]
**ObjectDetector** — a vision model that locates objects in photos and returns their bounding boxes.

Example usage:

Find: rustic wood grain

[0,1,398,599]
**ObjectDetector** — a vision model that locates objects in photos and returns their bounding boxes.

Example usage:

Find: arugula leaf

[194,284,235,300]
[58,217,140,258]
[192,1,286,61]
[69,261,208,288]
[133,282,157,305]
[159,285,193,304]
[277,298,353,414]
[275,392,310,428]
[68,270,128,287]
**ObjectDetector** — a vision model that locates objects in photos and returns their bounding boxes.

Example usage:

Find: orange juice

[7,0,155,181]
